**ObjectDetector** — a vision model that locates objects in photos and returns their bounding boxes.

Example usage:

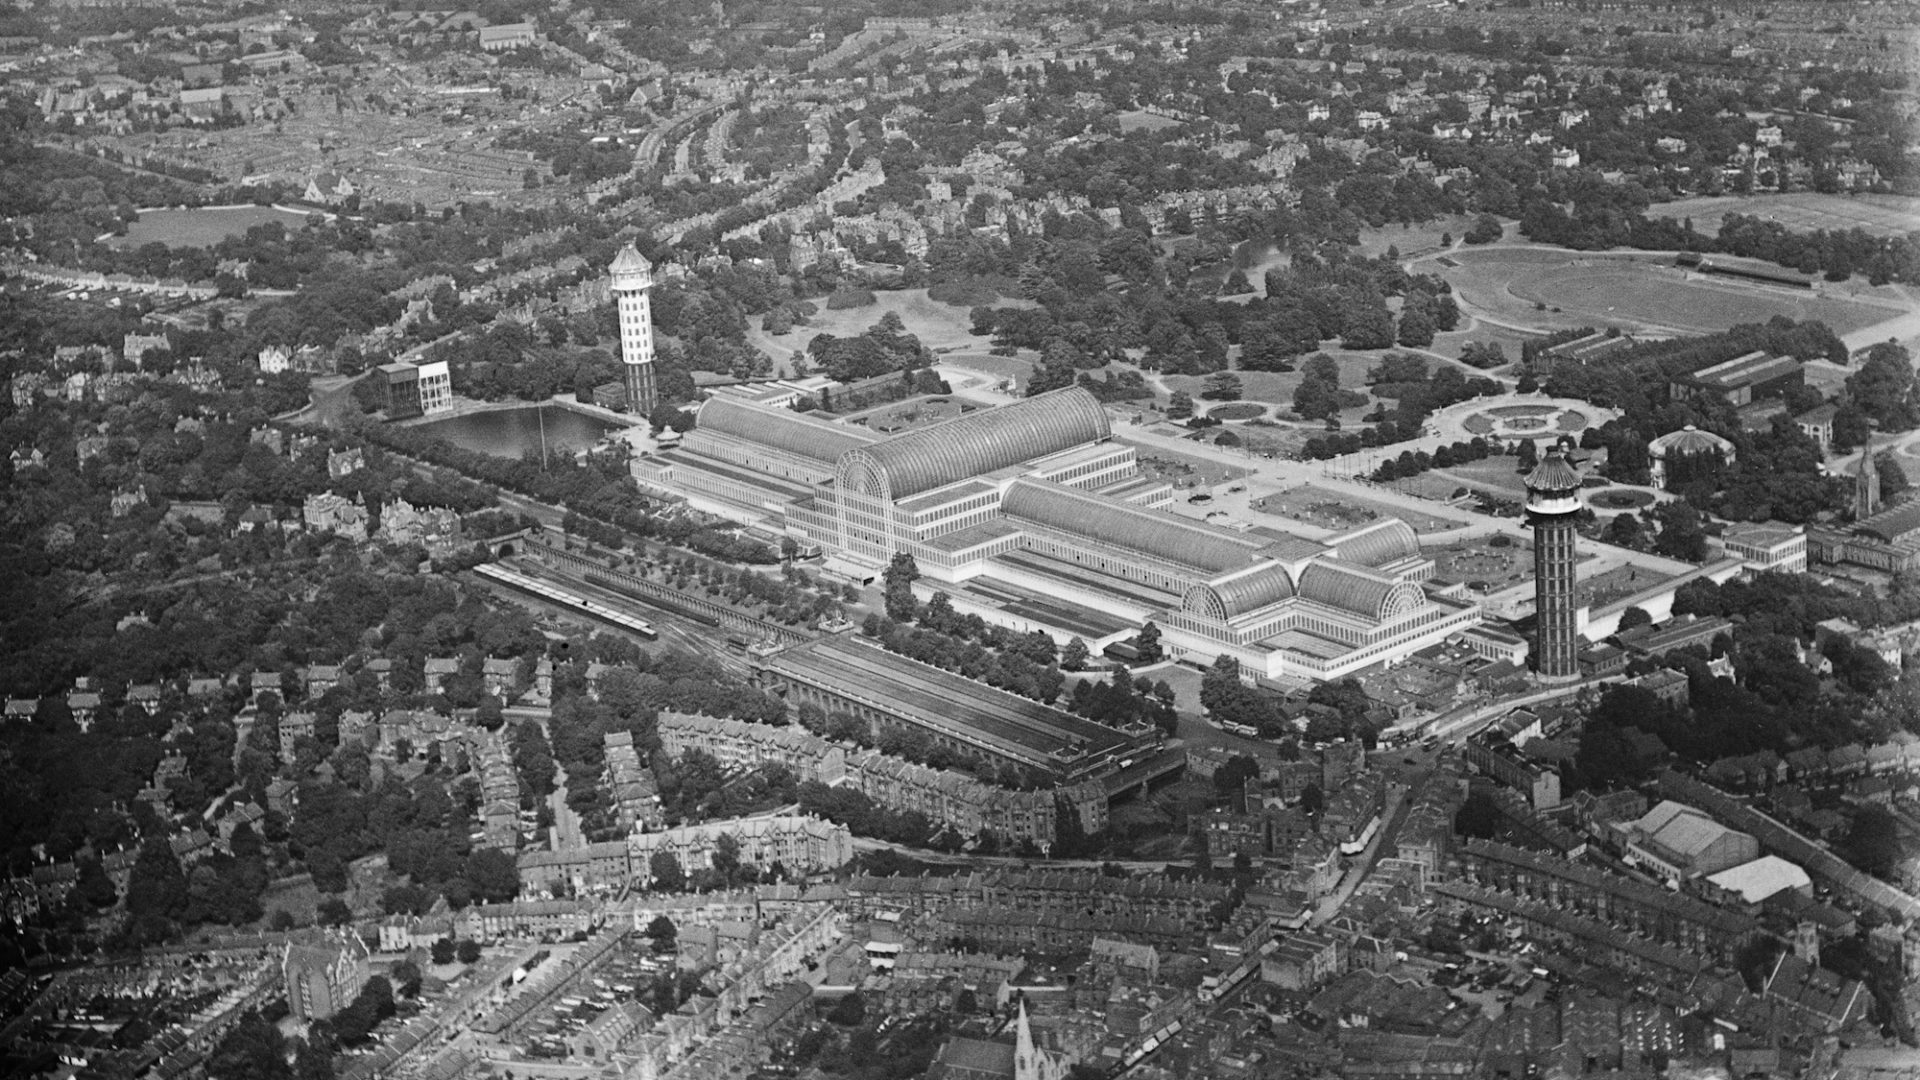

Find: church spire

[1858,433,1881,520]
[1014,997,1037,1080]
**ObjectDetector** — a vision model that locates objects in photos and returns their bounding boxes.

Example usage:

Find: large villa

[635,387,1480,683]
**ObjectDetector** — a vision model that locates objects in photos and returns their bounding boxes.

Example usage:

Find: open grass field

[104,205,314,249]
[1433,247,1897,337]
[1356,215,1480,261]
[1646,192,1920,240]
[1435,455,1534,498]
[742,287,1024,372]
[1384,473,1472,503]
[1117,110,1186,133]
[1431,321,1537,370]
[252,855,392,927]
[1254,483,1459,534]
[1237,422,1317,457]
[1162,351,1385,426]
[258,876,321,928]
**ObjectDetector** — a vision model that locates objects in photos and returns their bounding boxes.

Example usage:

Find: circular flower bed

[1208,402,1267,421]
[1461,401,1593,441]
[1591,488,1656,510]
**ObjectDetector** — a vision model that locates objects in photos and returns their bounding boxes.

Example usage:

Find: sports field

[1434,248,1896,337]
[1647,193,1920,240]
[105,205,315,249]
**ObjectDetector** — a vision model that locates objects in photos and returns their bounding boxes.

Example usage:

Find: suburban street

[1312,782,1410,927]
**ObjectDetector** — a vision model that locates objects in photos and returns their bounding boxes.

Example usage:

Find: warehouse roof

[1707,856,1811,904]
[1633,800,1748,859]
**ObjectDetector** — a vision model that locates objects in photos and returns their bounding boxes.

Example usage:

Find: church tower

[1525,446,1584,683]
[1794,920,1820,967]
[610,244,658,418]
[1857,436,1881,521]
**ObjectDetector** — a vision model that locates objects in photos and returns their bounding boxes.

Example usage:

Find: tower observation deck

[1525,446,1583,682]
[610,244,657,418]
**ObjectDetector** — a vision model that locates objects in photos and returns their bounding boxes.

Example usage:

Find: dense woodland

[1199,655,1377,748]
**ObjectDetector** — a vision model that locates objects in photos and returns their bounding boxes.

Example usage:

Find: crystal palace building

[636,386,1480,683]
